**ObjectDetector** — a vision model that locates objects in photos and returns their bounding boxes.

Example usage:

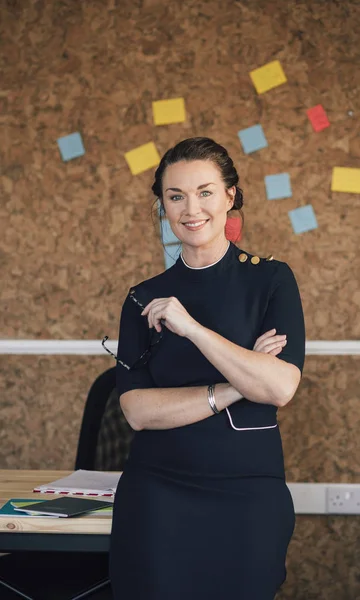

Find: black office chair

[0,368,134,600]
[75,367,134,472]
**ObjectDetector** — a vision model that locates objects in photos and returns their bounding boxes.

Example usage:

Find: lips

[182,219,209,231]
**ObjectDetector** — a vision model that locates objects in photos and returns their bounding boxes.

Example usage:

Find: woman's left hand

[141,297,197,338]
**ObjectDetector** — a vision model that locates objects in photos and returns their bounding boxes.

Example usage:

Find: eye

[200,190,212,197]
[169,194,183,201]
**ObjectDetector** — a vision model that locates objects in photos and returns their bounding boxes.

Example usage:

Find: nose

[183,193,202,217]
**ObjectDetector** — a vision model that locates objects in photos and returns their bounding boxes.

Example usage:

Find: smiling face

[162,160,235,249]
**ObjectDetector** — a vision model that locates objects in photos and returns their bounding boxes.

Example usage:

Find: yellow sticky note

[331,167,360,194]
[249,60,287,94]
[124,142,160,176]
[152,98,186,126]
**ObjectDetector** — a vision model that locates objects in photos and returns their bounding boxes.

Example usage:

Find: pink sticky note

[306,104,330,132]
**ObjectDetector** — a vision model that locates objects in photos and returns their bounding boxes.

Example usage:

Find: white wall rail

[0,340,359,355]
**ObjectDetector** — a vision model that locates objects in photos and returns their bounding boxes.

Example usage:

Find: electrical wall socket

[326,485,360,515]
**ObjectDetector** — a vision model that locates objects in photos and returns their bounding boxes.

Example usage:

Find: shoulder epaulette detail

[238,252,275,265]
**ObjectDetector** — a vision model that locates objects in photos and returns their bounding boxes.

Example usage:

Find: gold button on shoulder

[238,253,248,263]
[251,256,260,265]
[265,255,274,262]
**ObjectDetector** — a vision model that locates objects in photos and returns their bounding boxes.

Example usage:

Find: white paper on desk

[33,470,121,496]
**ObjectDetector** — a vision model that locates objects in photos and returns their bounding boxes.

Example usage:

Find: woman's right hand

[253,329,287,356]
[219,329,288,405]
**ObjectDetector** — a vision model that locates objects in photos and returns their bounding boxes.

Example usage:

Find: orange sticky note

[152,98,186,125]
[307,105,330,132]
[249,60,287,94]
[331,167,360,194]
[124,142,160,175]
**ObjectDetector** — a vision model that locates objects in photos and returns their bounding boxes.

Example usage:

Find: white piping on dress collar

[180,241,230,270]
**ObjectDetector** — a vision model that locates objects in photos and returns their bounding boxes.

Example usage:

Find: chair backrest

[75,367,134,471]
[94,386,134,471]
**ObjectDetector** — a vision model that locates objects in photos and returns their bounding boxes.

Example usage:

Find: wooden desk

[0,470,114,552]
[0,470,116,598]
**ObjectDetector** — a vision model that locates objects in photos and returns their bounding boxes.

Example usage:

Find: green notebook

[0,498,113,518]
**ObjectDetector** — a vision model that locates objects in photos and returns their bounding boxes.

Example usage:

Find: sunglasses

[101,289,164,370]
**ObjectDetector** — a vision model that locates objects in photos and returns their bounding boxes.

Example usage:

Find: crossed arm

[187,323,301,408]
[120,325,301,432]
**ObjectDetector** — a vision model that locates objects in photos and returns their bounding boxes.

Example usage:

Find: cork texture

[277,515,360,600]
[1,0,360,340]
[0,356,112,469]
[1,0,359,597]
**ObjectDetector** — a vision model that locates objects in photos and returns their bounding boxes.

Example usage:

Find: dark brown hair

[151,137,244,217]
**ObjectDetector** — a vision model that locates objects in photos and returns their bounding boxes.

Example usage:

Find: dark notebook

[13,496,113,518]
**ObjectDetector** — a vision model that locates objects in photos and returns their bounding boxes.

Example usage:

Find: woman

[110,137,305,599]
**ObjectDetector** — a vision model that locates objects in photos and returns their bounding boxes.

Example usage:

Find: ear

[227,186,236,210]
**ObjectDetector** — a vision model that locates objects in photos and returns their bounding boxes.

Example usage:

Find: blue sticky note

[164,244,181,269]
[161,219,180,245]
[57,132,85,162]
[289,205,318,234]
[238,124,268,154]
[265,173,292,200]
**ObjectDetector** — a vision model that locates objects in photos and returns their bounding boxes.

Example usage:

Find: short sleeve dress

[109,241,306,600]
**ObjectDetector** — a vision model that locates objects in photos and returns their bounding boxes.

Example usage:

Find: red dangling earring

[225,216,242,243]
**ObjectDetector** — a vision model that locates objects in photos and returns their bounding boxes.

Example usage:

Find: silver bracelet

[207,384,220,414]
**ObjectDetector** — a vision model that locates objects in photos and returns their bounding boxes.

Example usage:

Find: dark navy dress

[110,241,305,600]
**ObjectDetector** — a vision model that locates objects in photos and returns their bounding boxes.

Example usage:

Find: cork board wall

[1,1,360,597]
[1,0,360,340]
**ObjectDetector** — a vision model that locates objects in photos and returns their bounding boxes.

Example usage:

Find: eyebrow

[165,182,215,192]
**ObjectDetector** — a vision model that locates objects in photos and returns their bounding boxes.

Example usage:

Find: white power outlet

[326,485,360,515]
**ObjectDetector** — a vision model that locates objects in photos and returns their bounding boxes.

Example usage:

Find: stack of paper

[33,469,121,497]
